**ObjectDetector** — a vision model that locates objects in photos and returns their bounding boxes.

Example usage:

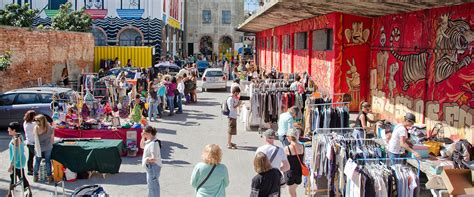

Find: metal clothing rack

[355,157,421,177]
[307,101,350,107]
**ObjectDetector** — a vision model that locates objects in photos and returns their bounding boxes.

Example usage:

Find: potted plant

[126,141,138,157]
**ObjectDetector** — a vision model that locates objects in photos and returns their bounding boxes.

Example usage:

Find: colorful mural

[370,3,474,139]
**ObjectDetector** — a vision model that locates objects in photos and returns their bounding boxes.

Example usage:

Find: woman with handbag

[191,144,229,197]
[284,128,307,197]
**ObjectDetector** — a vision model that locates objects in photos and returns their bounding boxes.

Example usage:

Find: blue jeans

[279,135,290,146]
[148,99,158,120]
[167,96,174,114]
[146,164,161,197]
[176,93,183,113]
[389,152,402,165]
[34,150,52,176]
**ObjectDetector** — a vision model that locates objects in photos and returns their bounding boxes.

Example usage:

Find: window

[0,94,16,106]
[13,94,39,105]
[49,0,67,9]
[202,10,211,24]
[283,35,291,50]
[205,70,224,77]
[222,10,231,24]
[294,32,308,50]
[312,29,333,51]
[39,93,53,103]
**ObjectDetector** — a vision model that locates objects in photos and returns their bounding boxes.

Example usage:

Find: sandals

[228,143,237,149]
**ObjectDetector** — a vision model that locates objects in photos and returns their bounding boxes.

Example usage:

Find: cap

[262,129,276,138]
[286,128,298,138]
[404,113,416,123]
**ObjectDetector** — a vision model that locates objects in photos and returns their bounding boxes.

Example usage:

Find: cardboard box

[441,169,474,195]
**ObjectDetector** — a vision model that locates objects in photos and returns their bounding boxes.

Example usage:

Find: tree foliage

[52,2,92,32]
[0,3,39,27]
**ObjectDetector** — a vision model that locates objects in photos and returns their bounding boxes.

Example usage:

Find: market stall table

[52,139,124,174]
[54,128,142,154]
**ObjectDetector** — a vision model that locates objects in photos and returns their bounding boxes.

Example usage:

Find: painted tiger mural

[434,14,474,83]
[390,27,429,91]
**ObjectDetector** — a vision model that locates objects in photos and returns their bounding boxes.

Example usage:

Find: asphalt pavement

[0,81,306,197]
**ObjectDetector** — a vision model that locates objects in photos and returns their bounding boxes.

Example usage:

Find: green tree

[52,2,92,32]
[0,3,39,27]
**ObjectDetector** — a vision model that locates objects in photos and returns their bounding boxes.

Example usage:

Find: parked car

[196,60,210,75]
[106,67,140,79]
[153,62,181,76]
[201,68,227,92]
[0,87,73,128]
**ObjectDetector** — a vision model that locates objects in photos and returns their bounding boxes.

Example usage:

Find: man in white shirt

[227,86,241,149]
[256,129,290,172]
[388,113,420,164]
[277,107,298,146]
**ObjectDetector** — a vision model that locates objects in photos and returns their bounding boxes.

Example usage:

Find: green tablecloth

[52,139,124,174]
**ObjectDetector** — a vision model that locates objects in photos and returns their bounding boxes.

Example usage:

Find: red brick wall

[0,26,94,92]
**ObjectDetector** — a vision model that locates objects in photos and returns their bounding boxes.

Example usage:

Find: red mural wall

[370,3,474,139]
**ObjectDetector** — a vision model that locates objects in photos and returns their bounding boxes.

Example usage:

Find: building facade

[239,1,474,140]
[0,0,184,58]
[185,0,244,60]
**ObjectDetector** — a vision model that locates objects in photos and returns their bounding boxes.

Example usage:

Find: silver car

[0,87,73,127]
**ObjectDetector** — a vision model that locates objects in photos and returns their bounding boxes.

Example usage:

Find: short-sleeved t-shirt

[256,144,287,170]
[251,168,281,197]
[388,124,407,154]
[227,96,239,119]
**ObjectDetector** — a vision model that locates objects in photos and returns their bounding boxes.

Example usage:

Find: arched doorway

[219,36,233,60]
[118,27,144,46]
[92,27,107,46]
[199,36,213,56]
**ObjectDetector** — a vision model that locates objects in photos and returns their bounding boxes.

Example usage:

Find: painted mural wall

[369,3,474,139]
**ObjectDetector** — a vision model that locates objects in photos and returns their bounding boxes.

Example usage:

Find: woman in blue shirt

[191,144,229,197]
[7,122,31,195]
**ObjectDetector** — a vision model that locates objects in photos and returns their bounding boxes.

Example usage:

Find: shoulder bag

[196,165,217,191]
[269,146,279,163]
[292,145,309,177]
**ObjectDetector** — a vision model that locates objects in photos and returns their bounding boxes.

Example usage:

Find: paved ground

[0,81,306,197]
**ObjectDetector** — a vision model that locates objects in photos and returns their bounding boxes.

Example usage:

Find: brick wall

[0,26,94,92]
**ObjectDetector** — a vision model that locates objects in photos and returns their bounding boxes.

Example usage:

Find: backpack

[221,97,231,116]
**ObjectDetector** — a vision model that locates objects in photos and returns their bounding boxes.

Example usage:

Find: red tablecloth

[54,128,143,154]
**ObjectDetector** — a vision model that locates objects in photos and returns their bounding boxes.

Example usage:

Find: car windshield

[205,71,224,77]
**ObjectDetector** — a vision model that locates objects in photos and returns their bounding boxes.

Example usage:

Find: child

[7,122,31,195]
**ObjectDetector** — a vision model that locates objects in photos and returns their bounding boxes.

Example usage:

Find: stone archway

[118,26,144,46]
[219,36,233,60]
[199,35,213,56]
[92,27,107,46]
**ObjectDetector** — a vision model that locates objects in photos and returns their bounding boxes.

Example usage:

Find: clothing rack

[307,101,350,107]
[354,157,421,177]
[355,157,421,197]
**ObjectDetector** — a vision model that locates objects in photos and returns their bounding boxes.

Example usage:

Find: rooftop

[237,0,470,32]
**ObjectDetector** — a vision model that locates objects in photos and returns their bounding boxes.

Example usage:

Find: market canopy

[237,0,468,32]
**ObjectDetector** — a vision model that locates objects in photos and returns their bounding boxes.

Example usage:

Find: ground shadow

[190,101,220,107]
[160,140,188,160]
[158,128,177,135]
[236,146,258,152]
[162,160,191,166]
[159,111,216,123]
